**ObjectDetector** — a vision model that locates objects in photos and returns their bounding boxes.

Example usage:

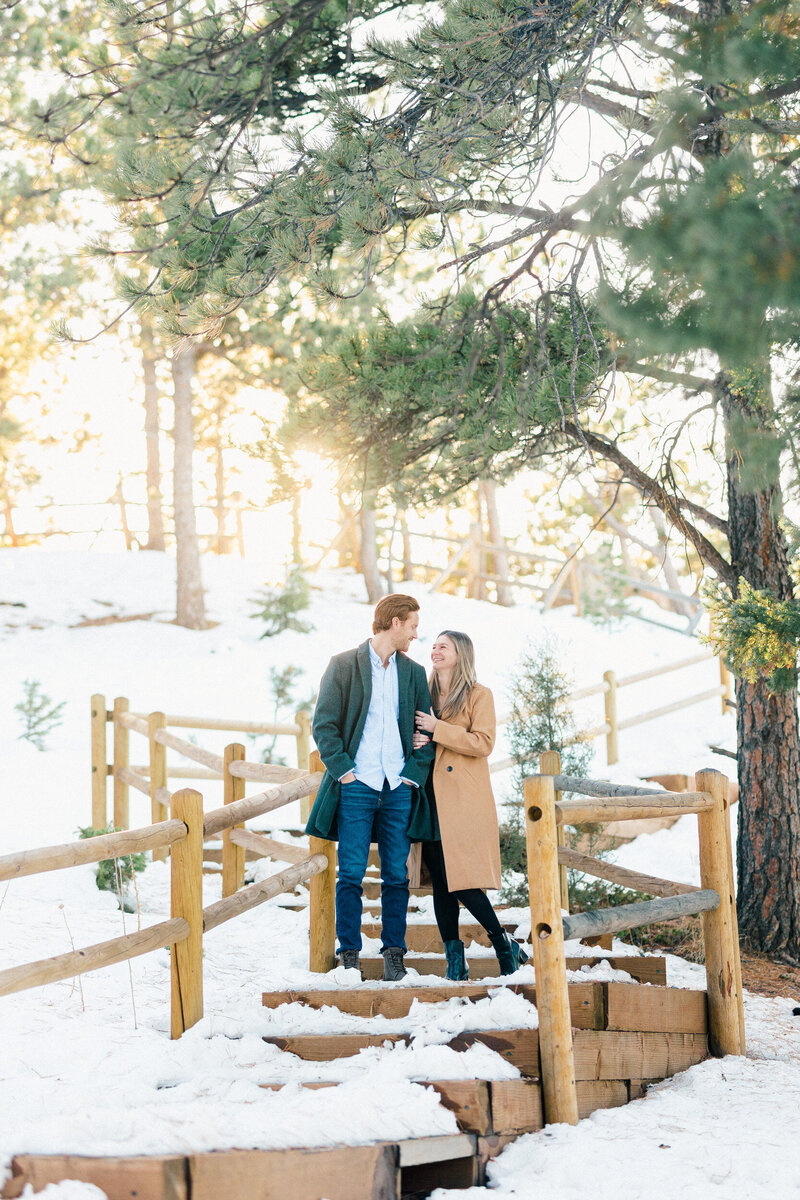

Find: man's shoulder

[398,651,428,679]
[326,642,368,670]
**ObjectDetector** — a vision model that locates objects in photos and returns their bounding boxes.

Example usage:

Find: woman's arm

[432,687,496,757]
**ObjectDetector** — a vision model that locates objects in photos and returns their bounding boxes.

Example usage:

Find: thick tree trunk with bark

[359,493,384,603]
[171,346,207,629]
[721,377,800,964]
[141,325,166,552]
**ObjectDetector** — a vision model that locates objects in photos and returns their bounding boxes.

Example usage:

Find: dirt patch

[738,951,800,1002]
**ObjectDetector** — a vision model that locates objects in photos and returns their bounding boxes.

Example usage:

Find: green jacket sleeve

[312,658,355,782]
[401,667,436,788]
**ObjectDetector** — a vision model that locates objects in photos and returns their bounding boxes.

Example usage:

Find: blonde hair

[430,630,477,720]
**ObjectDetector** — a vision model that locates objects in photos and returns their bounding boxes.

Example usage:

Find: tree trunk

[721,375,800,964]
[141,326,166,552]
[650,509,695,618]
[214,396,227,555]
[400,511,413,582]
[359,493,384,603]
[479,478,513,606]
[291,492,303,565]
[171,345,207,629]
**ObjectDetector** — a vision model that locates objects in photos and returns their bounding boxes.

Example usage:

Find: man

[306,594,435,980]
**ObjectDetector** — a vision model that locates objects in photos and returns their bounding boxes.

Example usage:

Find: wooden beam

[555,793,715,825]
[261,982,605,1028]
[230,829,309,864]
[222,744,246,898]
[557,846,699,898]
[170,789,204,1038]
[203,856,328,933]
[0,918,189,999]
[4,1154,188,1200]
[561,890,719,941]
[0,820,186,882]
[203,773,323,838]
[112,697,130,830]
[90,693,107,830]
[606,982,707,1034]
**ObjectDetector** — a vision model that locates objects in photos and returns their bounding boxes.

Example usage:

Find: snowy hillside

[1,548,799,1200]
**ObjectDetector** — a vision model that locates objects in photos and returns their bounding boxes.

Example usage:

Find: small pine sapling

[14,679,66,750]
[77,825,146,911]
[498,636,593,905]
[249,565,314,637]
[250,665,315,765]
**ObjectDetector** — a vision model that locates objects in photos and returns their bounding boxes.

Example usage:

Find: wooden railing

[90,694,312,833]
[489,648,734,772]
[526,750,744,1125]
[1,718,327,1037]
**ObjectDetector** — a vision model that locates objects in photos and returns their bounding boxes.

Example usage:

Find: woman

[412,630,527,981]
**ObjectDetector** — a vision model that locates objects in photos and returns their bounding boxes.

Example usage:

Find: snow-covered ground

[1,549,798,1199]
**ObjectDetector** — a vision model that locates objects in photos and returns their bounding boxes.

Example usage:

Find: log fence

[490,648,735,771]
[2,700,744,1131]
[525,750,744,1125]
[1,703,326,1039]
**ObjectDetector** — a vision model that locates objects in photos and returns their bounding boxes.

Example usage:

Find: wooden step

[357,953,666,984]
[262,1027,708,1081]
[3,1137,479,1200]
[362,921,520,952]
[262,981,605,1028]
[362,880,432,899]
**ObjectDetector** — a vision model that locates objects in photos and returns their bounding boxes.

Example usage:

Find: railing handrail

[0,819,188,883]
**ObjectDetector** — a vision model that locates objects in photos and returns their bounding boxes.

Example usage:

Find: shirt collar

[368,640,396,668]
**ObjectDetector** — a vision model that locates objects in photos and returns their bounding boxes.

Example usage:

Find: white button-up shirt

[352,641,407,791]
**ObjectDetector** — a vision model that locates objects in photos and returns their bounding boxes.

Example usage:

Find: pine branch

[621,360,717,394]
[561,421,734,584]
[567,88,653,134]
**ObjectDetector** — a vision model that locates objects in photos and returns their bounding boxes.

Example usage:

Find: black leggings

[421,840,504,943]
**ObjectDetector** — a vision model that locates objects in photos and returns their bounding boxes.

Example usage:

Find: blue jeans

[336,778,412,953]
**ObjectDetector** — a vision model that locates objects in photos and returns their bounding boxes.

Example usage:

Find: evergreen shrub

[77,825,146,910]
[15,679,66,750]
[249,566,314,638]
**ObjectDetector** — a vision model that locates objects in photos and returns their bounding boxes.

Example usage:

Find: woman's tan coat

[411,683,502,892]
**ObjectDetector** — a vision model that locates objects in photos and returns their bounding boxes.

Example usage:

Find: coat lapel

[396,651,412,748]
[351,640,373,752]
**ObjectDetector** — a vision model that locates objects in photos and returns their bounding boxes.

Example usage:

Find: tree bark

[359,493,384,603]
[479,478,513,606]
[720,375,800,964]
[141,325,166,552]
[171,345,207,629]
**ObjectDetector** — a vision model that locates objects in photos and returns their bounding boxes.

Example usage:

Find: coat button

[446,766,453,772]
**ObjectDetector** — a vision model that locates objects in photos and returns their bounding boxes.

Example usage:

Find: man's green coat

[305,640,436,840]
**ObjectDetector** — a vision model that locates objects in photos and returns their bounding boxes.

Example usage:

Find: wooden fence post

[170,788,204,1039]
[222,743,246,897]
[308,750,336,972]
[148,711,168,863]
[91,694,108,830]
[113,697,130,831]
[539,750,569,913]
[603,670,618,766]
[721,774,746,1054]
[525,773,579,1125]
[296,709,313,823]
[695,769,743,1057]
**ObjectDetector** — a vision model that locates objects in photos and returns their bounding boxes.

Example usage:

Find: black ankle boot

[443,939,469,981]
[490,931,529,976]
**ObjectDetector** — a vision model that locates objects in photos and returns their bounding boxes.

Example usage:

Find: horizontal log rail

[203,773,323,838]
[131,764,224,780]
[616,686,726,732]
[116,711,149,736]
[115,765,150,795]
[557,846,698,899]
[203,855,328,932]
[0,917,190,999]
[0,820,187,883]
[152,728,224,773]
[130,712,302,736]
[227,760,308,783]
[616,650,713,689]
[229,829,310,864]
[552,775,680,797]
[561,889,720,942]
[554,792,714,826]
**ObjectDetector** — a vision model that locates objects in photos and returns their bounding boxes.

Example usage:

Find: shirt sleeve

[432,687,496,757]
